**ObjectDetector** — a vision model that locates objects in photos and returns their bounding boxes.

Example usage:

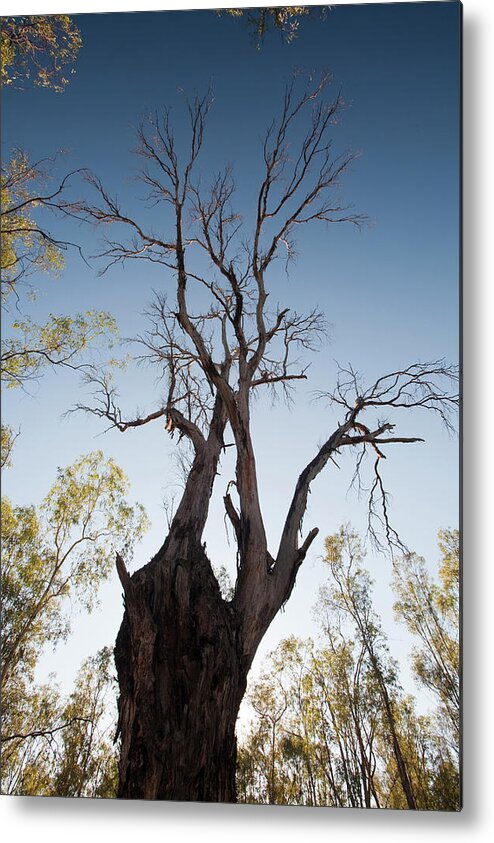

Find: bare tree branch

[275,360,459,593]
[1,151,88,303]
[64,85,458,658]
[1,717,93,745]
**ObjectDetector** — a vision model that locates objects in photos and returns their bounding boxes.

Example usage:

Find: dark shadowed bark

[115,540,243,801]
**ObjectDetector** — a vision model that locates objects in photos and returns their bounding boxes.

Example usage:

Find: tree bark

[115,532,249,802]
[112,392,256,802]
[112,410,321,801]
[112,447,304,800]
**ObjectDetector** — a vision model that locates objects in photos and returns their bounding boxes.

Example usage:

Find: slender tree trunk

[369,656,417,810]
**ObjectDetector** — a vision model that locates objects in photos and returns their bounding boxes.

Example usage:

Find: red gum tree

[74,77,458,801]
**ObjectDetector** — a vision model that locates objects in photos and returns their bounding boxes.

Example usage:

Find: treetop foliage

[1,448,148,795]
[224,7,322,47]
[2,310,118,389]
[1,15,82,92]
[1,450,149,689]
[1,150,85,304]
[238,525,460,810]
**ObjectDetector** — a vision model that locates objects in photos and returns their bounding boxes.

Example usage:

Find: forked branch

[275,360,459,588]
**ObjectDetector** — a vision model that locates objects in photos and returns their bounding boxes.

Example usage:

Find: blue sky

[2,3,460,707]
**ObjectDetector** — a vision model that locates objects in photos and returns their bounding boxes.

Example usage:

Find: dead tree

[73,77,459,801]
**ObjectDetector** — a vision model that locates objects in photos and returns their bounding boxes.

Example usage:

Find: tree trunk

[115,535,248,801]
[111,391,313,801]
[369,655,417,810]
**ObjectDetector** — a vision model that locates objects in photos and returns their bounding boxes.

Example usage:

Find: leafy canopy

[2,311,118,388]
[238,526,460,810]
[0,424,18,469]
[392,529,460,744]
[1,450,149,690]
[1,150,81,303]
[1,450,148,795]
[1,13,126,799]
[1,15,82,92]
[1,648,118,797]
[224,7,315,46]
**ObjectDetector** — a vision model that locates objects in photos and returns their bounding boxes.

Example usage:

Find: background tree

[0,450,148,794]
[376,696,460,810]
[1,150,85,304]
[48,648,119,799]
[308,627,383,807]
[1,151,117,389]
[223,7,319,46]
[1,648,118,797]
[0,15,115,461]
[1,15,81,92]
[0,423,18,469]
[1,14,82,307]
[321,526,418,808]
[0,151,141,794]
[244,667,289,804]
[392,530,460,755]
[1,310,118,389]
[237,528,460,809]
[238,634,384,808]
[238,634,374,807]
[71,75,458,802]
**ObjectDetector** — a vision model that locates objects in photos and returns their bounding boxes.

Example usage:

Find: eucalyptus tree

[238,529,460,809]
[321,527,418,809]
[1,14,82,304]
[239,634,382,808]
[242,667,290,804]
[0,450,148,793]
[223,6,314,46]
[1,649,118,798]
[73,76,458,801]
[1,15,81,92]
[1,18,113,453]
[48,648,119,799]
[393,530,460,753]
[0,14,140,797]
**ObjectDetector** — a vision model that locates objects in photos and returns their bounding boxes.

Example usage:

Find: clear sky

[2,2,461,710]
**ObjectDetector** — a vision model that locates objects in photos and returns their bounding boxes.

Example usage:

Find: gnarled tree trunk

[112,396,314,801]
[115,537,247,801]
[113,397,256,801]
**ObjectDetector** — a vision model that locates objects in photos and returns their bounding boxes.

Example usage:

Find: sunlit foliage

[0,424,18,469]
[1,450,149,689]
[48,648,119,798]
[1,15,81,92]
[1,151,77,303]
[2,311,118,388]
[224,7,317,46]
[1,154,118,387]
[0,450,148,795]
[238,527,460,809]
[1,649,118,797]
[393,529,460,752]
